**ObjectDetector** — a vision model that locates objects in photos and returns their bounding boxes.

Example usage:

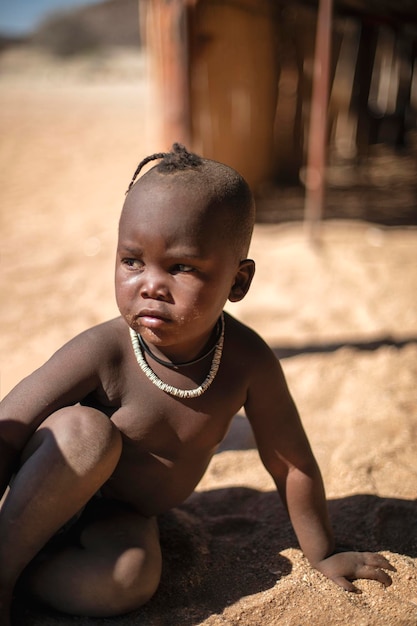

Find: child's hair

[126,143,203,192]
[125,143,255,259]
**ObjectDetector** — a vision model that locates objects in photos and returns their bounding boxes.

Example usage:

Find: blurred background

[1,0,416,222]
[0,0,416,396]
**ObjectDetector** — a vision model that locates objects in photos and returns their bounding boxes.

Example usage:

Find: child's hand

[315,551,396,593]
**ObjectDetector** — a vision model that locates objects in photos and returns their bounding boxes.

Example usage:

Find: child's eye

[172,264,195,274]
[122,258,143,270]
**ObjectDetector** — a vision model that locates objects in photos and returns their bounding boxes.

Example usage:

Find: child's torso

[85,318,252,516]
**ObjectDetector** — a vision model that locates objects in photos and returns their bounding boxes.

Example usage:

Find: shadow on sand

[14,488,416,626]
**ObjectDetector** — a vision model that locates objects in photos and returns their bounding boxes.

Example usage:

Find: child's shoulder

[54,317,128,364]
[80,316,127,342]
[225,312,274,365]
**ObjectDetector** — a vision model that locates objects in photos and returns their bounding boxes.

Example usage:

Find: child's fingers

[334,576,362,594]
[362,552,396,572]
[334,564,392,593]
[357,563,393,587]
[317,551,395,592]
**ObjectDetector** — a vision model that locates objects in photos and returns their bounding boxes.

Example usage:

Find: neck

[139,317,222,370]
[129,313,225,399]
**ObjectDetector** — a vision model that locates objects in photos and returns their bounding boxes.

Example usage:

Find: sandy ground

[1,49,417,625]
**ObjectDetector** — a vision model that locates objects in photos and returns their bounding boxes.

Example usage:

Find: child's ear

[228,259,255,302]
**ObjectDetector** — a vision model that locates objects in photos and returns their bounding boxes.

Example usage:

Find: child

[0,144,394,622]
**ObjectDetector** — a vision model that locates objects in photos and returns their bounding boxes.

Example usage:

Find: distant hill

[0,34,26,52]
[3,0,141,56]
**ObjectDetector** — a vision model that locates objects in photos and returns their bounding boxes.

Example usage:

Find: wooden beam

[304,0,333,240]
[141,0,191,148]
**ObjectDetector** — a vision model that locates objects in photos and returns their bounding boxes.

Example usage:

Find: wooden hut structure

[139,0,417,217]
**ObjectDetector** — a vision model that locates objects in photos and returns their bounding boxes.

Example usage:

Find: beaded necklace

[129,313,225,399]
[138,316,222,369]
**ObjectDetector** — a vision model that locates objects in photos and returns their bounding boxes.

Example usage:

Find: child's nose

[140,268,170,300]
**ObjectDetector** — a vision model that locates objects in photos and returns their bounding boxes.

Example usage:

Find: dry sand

[1,49,416,625]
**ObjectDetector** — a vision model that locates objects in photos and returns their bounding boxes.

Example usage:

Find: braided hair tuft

[126,143,203,193]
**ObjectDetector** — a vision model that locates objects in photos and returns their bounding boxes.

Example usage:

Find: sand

[1,48,416,625]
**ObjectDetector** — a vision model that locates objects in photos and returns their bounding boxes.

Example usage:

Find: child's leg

[21,500,162,617]
[0,405,122,623]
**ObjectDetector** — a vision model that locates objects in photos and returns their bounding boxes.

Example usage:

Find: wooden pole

[304,0,333,240]
[141,0,191,148]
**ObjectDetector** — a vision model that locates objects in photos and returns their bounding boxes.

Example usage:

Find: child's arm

[244,342,394,592]
[0,325,109,498]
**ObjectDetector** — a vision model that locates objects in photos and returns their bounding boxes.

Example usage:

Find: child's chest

[110,358,248,457]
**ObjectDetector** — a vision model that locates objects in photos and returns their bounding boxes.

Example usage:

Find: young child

[0,144,394,622]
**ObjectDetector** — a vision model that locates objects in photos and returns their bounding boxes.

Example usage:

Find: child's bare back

[0,145,394,624]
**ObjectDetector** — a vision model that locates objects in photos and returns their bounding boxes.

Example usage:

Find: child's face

[115,177,254,357]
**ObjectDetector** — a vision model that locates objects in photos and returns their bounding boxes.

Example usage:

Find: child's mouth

[137,310,171,329]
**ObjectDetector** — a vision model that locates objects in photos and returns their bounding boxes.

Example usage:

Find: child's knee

[22,405,122,472]
[61,405,120,458]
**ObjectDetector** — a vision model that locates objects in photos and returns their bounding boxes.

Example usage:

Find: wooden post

[140,0,191,148]
[304,0,333,240]
[141,0,278,188]
[188,0,278,189]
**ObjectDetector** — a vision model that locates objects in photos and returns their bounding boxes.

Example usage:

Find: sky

[0,0,103,35]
